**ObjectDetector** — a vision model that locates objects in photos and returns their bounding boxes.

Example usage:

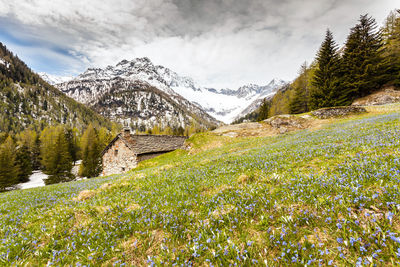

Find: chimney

[122,127,131,139]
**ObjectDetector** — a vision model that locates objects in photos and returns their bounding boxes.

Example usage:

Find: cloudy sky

[0,0,397,88]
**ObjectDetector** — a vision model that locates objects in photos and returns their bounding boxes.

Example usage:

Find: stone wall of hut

[102,139,137,176]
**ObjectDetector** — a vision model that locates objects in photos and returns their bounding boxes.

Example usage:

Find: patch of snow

[0,58,10,68]
[39,72,74,85]
[19,171,47,189]
[71,160,82,177]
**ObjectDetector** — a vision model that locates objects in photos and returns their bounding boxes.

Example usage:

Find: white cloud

[0,0,398,88]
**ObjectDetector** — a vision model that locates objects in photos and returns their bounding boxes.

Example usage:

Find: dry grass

[73,190,96,201]
[94,205,110,214]
[300,228,331,244]
[159,164,174,171]
[74,212,93,228]
[237,174,250,184]
[212,204,235,218]
[237,173,255,185]
[201,184,233,196]
[189,140,226,154]
[119,230,170,266]
[100,183,112,190]
[126,203,141,212]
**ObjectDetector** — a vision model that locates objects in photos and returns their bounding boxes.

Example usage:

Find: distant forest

[234,10,400,123]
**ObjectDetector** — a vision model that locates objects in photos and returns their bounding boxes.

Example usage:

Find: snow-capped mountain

[39,72,74,85]
[174,80,286,123]
[55,57,285,127]
[56,58,220,130]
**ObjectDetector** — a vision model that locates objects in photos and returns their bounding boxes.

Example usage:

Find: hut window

[114,149,118,156]
[122,167,125,172]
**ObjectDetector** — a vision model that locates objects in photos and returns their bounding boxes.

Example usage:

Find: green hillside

[0,42,113,132]
[1,104,400,265]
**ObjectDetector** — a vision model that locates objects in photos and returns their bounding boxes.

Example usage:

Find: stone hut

[101,129,187,176]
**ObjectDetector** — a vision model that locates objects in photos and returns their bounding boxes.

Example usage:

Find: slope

[93,79,221,130]
[1,104,400,265]
[0,42,113,132]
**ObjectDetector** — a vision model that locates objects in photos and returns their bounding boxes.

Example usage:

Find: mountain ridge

[56,60,221,131]
[48,58,285,124]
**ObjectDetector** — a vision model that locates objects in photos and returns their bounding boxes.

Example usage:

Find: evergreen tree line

[0,124,115,192]
[252,11,400,120]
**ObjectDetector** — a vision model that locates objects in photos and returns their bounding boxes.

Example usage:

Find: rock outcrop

[311,106,367,119]
[352,87,400,106]
[264,115,312,134]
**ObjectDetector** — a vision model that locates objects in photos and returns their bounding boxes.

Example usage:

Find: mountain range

[48,57,285,129]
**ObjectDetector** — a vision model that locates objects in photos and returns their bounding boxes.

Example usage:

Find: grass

[1,104,400,266]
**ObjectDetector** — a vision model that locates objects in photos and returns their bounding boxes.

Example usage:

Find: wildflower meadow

[1,106,400,266]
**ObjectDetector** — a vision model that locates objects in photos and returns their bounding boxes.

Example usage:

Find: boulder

[264,115,311,132]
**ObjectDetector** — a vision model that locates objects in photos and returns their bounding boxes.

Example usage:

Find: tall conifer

[382,10,400,85]
[310,30,340,108]
[79,124,102,178]
[15,144,32,183]
[40,126,73,185]
[290,62,312,113]
[0,137,18,191]
[340,15,386,101]
[258,98,270,121]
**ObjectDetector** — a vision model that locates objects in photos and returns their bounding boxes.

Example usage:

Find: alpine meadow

[1,1,400,266]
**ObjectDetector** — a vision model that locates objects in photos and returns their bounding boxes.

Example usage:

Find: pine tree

[290,62,313,113]
[15,144,32,183]
[65,127,79,164]
[98,127,113,149]
[0,136,18,191]
[40,126,73,185]
[382,10,400,54]
[32,134,41,170]
[382,10,400,86]
[79,125,102,178]
[310,30,341,108]
[258,98,270,121]
[340,15,387,101]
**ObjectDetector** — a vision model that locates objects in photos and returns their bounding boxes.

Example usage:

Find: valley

[1,104,400,265]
